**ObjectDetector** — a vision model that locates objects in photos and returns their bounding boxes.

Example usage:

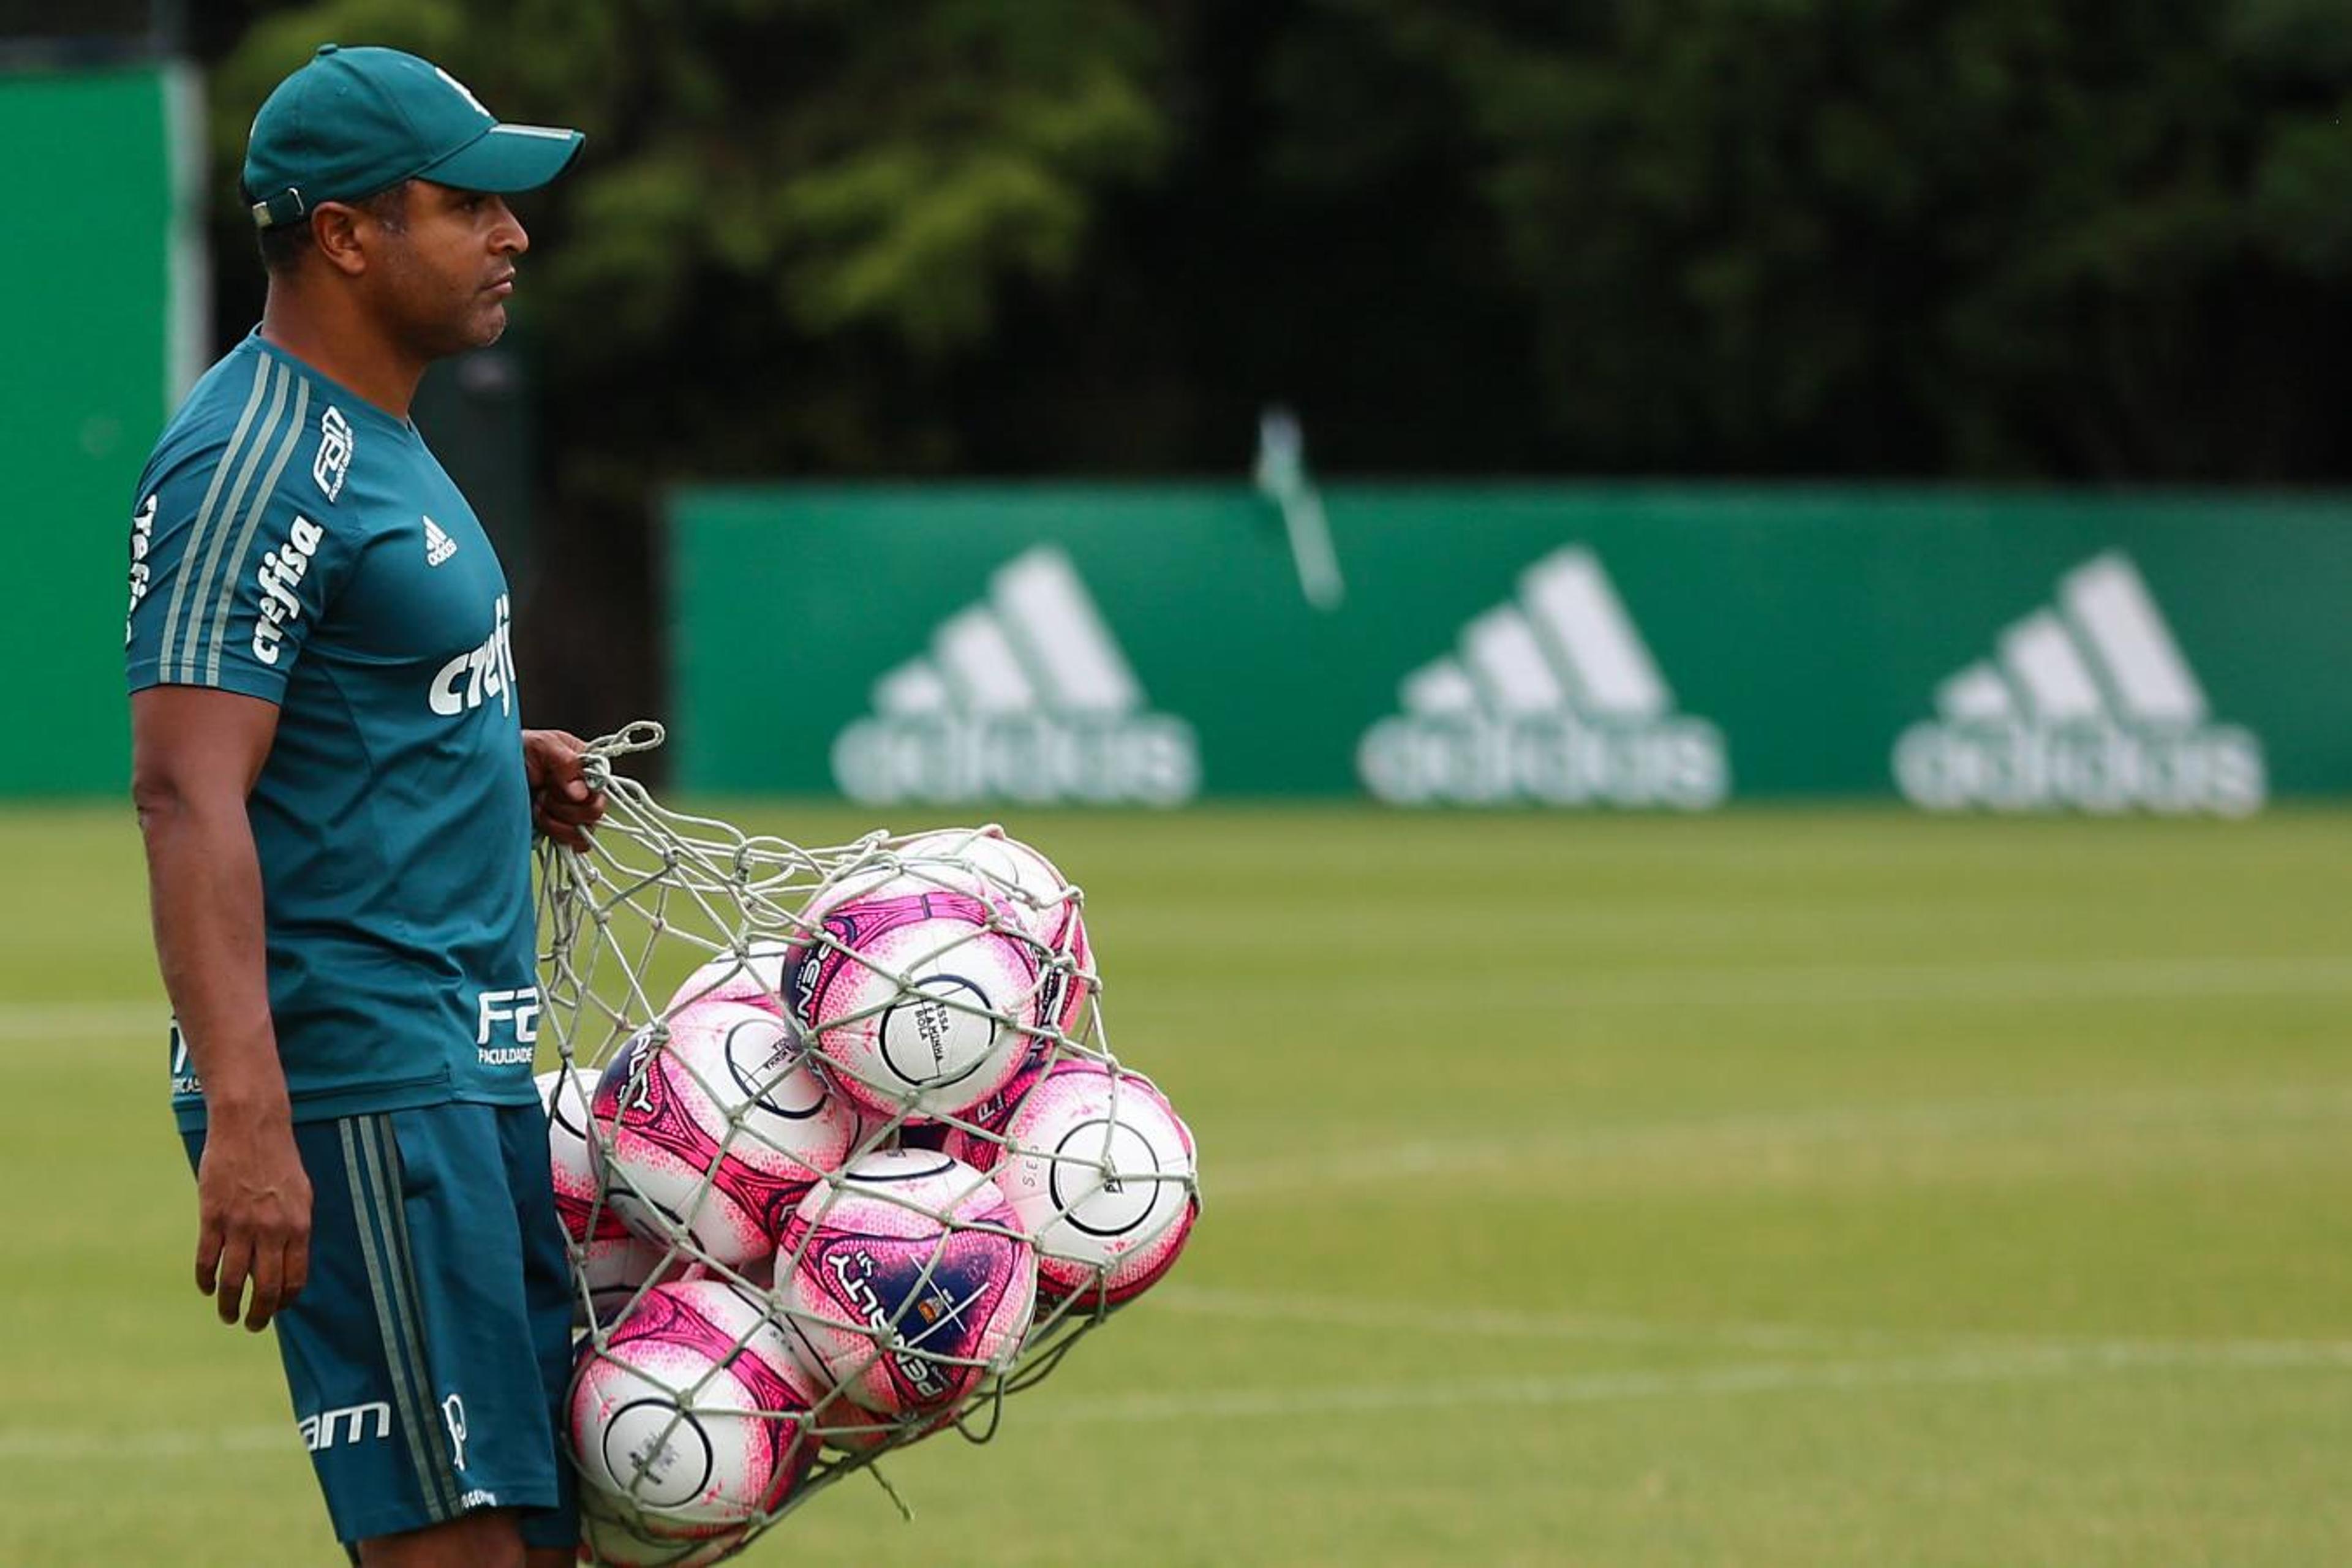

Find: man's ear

[310,202,370,277]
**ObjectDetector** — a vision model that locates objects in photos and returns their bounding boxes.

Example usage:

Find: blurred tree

[210,0,1169,733]
[933,2,1553,473]
[1328,0,2352,478]
[199,0,2352,485]
[213,0,1166,464]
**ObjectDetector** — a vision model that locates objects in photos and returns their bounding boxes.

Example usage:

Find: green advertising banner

[669,486,2352,812]
[1,62,202,796]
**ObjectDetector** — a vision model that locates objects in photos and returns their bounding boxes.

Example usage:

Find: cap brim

[415,123,584,195]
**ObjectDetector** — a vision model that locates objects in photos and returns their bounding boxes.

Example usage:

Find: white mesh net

[536,723,1200,1564]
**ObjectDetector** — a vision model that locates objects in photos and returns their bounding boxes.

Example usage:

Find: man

[126,44,603,1568]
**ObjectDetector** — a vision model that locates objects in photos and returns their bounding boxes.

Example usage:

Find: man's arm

[130,684,310,1332]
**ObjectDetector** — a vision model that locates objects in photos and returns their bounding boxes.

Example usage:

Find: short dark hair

[252,179,413,276]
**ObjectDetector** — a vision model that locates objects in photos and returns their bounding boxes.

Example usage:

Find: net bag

[535,724,1200,1564]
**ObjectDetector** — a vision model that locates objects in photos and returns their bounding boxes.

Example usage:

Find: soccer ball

[590,998,864,1267]
[537,1067,677,1323]
[805,1385,956,1456]
[777,1148,1036,1417]
[570,1280,818,1532]
[892,827,1076,936]
[785,888,1043,1121]
[665,938,796,1018]
[897,827,1096,1041]
[578,1488,747,1568]
[947,1061,1197,1307]
[924,1049,1052,1151]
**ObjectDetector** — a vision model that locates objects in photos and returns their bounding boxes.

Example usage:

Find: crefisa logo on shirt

[312,406,353,502]
[431,594,518,718]
[252,515,326,666]
[124,492,157,647]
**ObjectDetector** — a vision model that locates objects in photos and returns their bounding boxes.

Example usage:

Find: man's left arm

[522,728,605,851]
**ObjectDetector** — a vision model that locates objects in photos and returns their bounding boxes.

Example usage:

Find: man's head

[243,45,582,353]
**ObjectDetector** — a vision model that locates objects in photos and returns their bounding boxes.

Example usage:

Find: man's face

[362,180,529,357]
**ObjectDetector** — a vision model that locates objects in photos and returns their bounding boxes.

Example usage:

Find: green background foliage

[200,0,2352,483]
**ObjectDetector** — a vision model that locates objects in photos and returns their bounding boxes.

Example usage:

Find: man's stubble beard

[374,251,503,361]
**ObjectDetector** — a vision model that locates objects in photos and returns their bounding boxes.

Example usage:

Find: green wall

[670,485,2352,812]
[2,62,198,796]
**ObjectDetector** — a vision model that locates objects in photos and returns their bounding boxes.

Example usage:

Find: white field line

[10,1338,2350,1461]
[1149,1284,2352,1363]
[1208,1082,2352,1199]
[0,1002,162,1041]
[1152,1283,1855,1352]
[10,953,2352,1044]
[0,1422,290,1461]
[1025,1340,2352,1427]
[1311,954,2352,1011]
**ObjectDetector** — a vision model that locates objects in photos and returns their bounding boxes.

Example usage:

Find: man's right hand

[195,1110,312,1332]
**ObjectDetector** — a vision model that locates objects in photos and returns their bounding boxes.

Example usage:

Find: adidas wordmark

[830,546,1199,805]
[1893,551,2264,816]
[1357,545,1728,809]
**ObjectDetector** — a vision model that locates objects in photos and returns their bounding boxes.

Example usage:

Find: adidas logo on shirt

[423,516,458,567]
[1357,545,1728,809]
[831,546,1199,805]
[1893,551,2264,816]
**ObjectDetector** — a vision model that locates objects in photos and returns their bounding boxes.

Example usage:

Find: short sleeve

[125,420,353,702]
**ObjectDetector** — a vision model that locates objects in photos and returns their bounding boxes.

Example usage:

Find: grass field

[4,799,2350,1567]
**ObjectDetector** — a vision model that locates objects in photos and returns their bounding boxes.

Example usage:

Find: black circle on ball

[1046,1118,1166,1238]
[851,1152,957,1184]
[599,1397,715,1506]
[723,1017,824,1121]
[878,973,992,1086]
[545,1073,591,1140]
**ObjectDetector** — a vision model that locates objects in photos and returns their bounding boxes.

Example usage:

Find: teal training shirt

[126,331,541,1131]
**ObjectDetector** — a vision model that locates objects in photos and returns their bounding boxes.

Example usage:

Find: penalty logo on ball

[778,1150,1036,1415]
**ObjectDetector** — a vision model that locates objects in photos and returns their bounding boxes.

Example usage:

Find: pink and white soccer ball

[664,938,796,1019]
[897,827,1095,1039]
[946,1061,1197,1306]
[577,1487,747,1568]
[926,1050,1051,1152]
[536,1068,677,1323]
[590,999,863,1268]
[893,827,1076,941]
[570,1280,818,1534]
[777,1149,1036,1417]
[785,889,1042,1121]
[804,1385,956,1457]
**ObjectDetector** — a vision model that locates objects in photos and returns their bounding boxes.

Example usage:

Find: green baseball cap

[243,43,583,229]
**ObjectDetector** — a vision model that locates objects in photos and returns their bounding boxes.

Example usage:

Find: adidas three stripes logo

[1895,552,2264,816]
[1357,546,1729,810]
[153,356,312,687]
[831,547,1200,807]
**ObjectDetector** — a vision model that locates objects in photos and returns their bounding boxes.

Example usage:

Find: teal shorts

[184,1102,578,1551]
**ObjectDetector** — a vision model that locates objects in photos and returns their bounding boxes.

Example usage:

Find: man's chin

[419,307,507,361]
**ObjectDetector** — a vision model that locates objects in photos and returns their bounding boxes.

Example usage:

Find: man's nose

[491,195,529,255]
